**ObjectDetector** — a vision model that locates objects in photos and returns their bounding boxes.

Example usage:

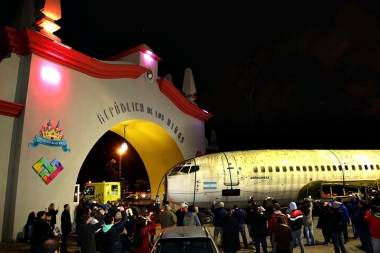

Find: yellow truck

[83,182,120,204]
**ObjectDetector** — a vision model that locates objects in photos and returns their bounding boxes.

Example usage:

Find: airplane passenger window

[333,166,337,171]
[314,166,319,171]
[261,166,265,172]
[282,166,287,172]
[344,166,348,170]
[327,166,331,171]
[321,166,325,171]
[365,165,368,170]
[359,165,363,170]
[352,165,356,170]
[296,166,300,171]
[308,166,312,172]
[338,166,342,171]
[302,166,307,172]
[189,166,199,173]
[370,165,374,170]
[275,166,280,172]
[377,165,380,170]
[268,166,273,172]
[253,166,258,173]
[289,166,294,171]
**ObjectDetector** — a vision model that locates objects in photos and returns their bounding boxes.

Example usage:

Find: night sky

[2,1,380,186]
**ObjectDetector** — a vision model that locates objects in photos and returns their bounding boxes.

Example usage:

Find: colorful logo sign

[33,157,64,184]
[28,120,71,152]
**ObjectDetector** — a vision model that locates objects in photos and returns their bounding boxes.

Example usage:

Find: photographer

[364,205,380,253]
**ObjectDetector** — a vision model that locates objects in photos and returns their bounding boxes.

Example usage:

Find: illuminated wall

[0,28,212,241]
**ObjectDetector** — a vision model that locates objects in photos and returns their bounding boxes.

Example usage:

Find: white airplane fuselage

[165,150,380,208]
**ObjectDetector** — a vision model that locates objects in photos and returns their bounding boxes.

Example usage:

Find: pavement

[0,217,366,253]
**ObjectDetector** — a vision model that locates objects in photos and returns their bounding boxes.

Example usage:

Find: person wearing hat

[287,202,305,253]
[327,201,347,253]
[175,202,188,226]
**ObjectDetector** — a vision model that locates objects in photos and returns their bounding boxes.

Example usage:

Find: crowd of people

[205,191,380,253]
[23,198,156,253]
[22,191,380,253]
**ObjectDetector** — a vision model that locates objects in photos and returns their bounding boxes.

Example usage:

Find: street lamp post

[118,142,128,179]
[118,141,128,199]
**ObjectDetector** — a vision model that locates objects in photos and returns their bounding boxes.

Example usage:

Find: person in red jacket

[268,203,288,253]
[133,215,156,253]
[364,205,380,253]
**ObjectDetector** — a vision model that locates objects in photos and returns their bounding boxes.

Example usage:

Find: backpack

[23,223,34,241]
[133,232,143,248]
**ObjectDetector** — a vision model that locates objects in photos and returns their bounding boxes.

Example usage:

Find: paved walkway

[0,218,366,252]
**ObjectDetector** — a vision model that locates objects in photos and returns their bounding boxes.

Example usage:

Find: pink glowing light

[41,66,61,84]
[143,52,153,62]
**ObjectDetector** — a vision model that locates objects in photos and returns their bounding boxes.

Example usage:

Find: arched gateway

[0,26,212,241]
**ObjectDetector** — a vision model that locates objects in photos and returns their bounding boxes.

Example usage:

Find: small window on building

[261,166,265,173]
[314,166,319,171]
[268,166,273,172]
[296,166,301,171]
[302,166,307,172]
[275,166,280,172]
[321,166,325,171]
[253,166,258,173]
[308,166,313,172]
[282,166,287,172]
[327,166,331,171]
[352,165,356,170]
[290,166,294,171]
[359,165,363,170]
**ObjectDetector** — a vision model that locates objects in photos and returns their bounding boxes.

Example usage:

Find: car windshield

[153,238,217,253]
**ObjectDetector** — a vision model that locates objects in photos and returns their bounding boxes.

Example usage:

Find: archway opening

[77,119,185,201]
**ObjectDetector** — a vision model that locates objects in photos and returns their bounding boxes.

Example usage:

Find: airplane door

[221,154,239,186]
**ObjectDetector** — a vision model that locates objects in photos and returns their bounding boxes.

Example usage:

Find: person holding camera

[98,206,128,253]
[364,205,380,253]
[250,205,270,253]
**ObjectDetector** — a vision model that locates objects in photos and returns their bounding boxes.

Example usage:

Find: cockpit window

[168,160,197,176]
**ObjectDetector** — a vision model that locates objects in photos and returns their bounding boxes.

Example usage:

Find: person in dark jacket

[274,216,293,253]
[175,202,188,226]
[231,205,249,249]
[250,204,270,253]
[355,200,372,253]
[60,204,72,253]
[221,208,241,253]
[287,202,305,253]
[346,193,360,239]
[98,206,128,253]
[77,214,102,253]
[327,201,347,253]
[30,211,54,253]
[211,201,227,245]
[315,201,332,245]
